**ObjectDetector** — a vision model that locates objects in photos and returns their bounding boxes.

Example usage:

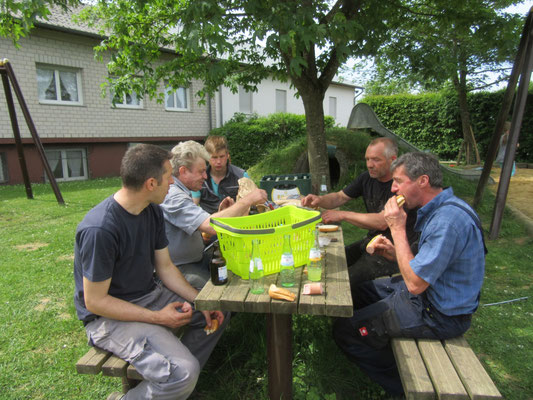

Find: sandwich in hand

[396,194,405,207]
[204,319,219,335]
[366,234,384,255]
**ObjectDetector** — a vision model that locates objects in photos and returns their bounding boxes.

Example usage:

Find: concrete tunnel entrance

[294,144,348,188]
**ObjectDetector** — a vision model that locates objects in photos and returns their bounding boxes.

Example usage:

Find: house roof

[35,4,103,39]
[35,5,360,89]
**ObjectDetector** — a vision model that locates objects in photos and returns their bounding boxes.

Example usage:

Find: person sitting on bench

[301,137,419,286]
[161,140,267,289]
[74,144,228,400]
[192,135,249,214]
[333,152,486,397]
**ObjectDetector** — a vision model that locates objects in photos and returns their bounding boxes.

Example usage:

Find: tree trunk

[453,71,477,165]
[300,91,330,193]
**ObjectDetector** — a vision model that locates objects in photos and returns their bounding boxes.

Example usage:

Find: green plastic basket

[210,206,322,279]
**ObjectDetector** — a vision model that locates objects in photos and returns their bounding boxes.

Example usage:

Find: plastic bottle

[308,227,322,281]
[319,175,328,196]
[210,243,228,285]
[249,239,264,294]
[280,234,295,287]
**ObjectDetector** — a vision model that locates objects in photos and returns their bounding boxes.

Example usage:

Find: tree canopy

[77,0,403,186]
[0,0,79,45]
[372,0,524,92]
[365,0,525,163]
[2,0,526,172]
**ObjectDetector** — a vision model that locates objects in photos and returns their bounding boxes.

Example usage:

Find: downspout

[218,85,223,128]
[207,92,213,132]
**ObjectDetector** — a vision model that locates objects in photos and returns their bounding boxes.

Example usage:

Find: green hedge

[362,90,533,162]
[209,112,335,169]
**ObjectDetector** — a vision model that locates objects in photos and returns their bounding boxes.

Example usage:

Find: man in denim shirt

[333,152,485,396]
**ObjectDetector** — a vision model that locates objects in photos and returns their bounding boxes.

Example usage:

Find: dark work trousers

[333,276,472,396]
[345,239,400,286]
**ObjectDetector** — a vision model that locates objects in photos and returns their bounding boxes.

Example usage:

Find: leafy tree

[369,0,525,164]
[76,0,402,189]
[0,0,79,45]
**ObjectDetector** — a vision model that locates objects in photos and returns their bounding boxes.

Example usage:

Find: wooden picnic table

[194,227,353,400]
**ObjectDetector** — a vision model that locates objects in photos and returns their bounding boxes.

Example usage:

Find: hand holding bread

[383,194,407,232]
[366,234,396,261]
[204,318,219,335]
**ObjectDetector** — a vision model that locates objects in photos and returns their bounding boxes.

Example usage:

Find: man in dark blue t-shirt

[74,144,228,400]
[301,138,418,285]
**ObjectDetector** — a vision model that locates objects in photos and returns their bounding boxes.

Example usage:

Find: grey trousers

[85,282,229,400]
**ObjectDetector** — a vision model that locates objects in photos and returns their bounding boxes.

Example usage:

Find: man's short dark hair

[391,152,443,188]
[120,144,172,190]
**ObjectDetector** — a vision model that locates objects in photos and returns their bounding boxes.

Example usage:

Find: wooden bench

[392,336,503,399]
[76,326,187,394]
[76,347,143,394]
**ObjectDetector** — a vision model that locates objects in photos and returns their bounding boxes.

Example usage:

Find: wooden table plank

[193,275,226,311]
[244,274,277,313]
[75,347,111,374]
[298,270,326,315]
[444,336,503,400]
[391,338,435,399]
[418,339,468,399]
[298,230,341,316]
[323,230,353,317]
[218,271,249,312]
[102,355,128,377]
[270,267,301,314]
[127,364,144,381]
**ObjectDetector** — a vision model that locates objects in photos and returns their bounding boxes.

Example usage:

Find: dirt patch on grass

[56,254,74,262]
[490,167,533,220]
[15,242,48,252]
[58,312,71,320]
[34,298,51,312]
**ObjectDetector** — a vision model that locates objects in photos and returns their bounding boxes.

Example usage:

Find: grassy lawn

[0,173,532,399]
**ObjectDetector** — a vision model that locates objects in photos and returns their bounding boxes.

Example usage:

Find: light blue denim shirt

[410,187,485,316]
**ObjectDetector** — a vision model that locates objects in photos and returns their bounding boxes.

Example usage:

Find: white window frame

[36,64,83,106]
[0,153,7,183]
[275,89,287,113]
[239,86,253,114]
[44,148,88,182]
[111,92,143,109]
[164,83,191,112]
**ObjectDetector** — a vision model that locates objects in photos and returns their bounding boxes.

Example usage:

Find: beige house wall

[0,27,215,141]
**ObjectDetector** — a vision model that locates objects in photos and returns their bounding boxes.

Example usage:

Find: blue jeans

[333,276,471,395]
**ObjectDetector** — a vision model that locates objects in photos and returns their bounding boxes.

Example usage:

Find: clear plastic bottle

[280,234,295,287]
[249,239,264,294]
[308,227,322,281]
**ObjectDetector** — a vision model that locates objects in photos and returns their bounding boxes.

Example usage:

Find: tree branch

[470,76,512,91]
[320,0,343,25]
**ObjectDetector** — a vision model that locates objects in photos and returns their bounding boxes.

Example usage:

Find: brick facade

[0,26,215,184]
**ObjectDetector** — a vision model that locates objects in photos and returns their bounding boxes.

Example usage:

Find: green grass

[1,168,532,399]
